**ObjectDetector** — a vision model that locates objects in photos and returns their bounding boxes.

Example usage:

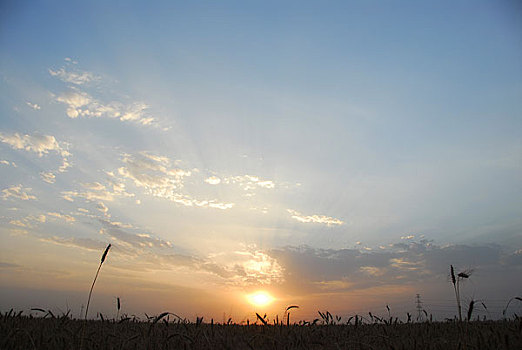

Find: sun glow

[247,291,274,307]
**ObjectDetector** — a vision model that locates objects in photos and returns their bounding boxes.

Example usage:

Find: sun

[247,291,274,307]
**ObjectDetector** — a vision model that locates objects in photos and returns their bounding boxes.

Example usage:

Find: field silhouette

[2,310,521,349]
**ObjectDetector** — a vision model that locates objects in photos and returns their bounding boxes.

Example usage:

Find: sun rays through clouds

[1,0,521,322]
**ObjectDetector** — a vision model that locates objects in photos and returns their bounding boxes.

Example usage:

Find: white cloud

[58,157,71,172]
[115,152,233,209]
[257,180,275,189]
[0,132,69,158]
[287,209,344,226]
[96,201,109,215]
[64,57,78,64]
[224,174,275,190]
[0,132,71,174]
[0,160,16,167]
[49,60,168,128]
[26,102,41,110]
[49,67,99,85]
[1,185,37,201]
[9,214,46,228]
[360,266,386,277]
[40,172,56,184]
[250,207,269,214]
[118,153,189,194]
[82,182,106,191]
[56,91,92,118]
[9,228,28,236]
[9,219,30,228]
[55,90,155,126]
[207,201,234,210]
[209,247,285,285]
[47,212,76,223]
[62,180,134,203]
[166,193,234,210]
[205,176,221,185]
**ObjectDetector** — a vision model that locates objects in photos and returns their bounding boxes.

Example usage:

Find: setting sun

[247,291,274,307]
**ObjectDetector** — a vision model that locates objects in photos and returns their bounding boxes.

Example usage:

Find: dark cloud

[504,249,522,266]
[0,262,20,268]
[99,219,172,254]
[269,240,520,294]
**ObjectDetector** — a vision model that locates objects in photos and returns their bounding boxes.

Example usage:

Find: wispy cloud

[118,152,190,192]
[209,247,285,285]
[0,132,71,174]
[56,90,155,126]
[62,181,134,202]
[26,102,41,110]
[47,212,76,223]
[287,209,344,226]
[0,132,69,158]
[49,60,161,126]
[166,194,235,210]
[224,174,275,190]
[1,185,37,201]
[39,222,283,286]
[40,235,107,252]
[40,172,56,184]
[96,201,109,215]
[116,152,234,209]
[0,262,20,269]
[205,176,221,185]
[99,219,172,251]
[0,160,16,167]
[48,66,99,85]
[54,82,156,128]
[9,214,46,228]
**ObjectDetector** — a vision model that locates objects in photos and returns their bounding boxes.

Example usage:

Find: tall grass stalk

[84,244,111,320]
[450,265,471,322]
[450,265,461,321]
[116,297,121,320]
[502,296,522,318]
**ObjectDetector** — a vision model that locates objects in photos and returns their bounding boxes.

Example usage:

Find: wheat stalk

[450,265,461,321]
[450,265,472,321]
[84,244,111,320]
[116,297,121,321]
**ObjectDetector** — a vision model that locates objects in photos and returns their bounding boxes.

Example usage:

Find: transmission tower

[416,294,423,322]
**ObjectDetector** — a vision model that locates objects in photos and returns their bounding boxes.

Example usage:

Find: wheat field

[2,309,521,349]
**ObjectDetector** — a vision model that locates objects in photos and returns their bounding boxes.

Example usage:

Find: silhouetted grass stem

[84,244,111,320]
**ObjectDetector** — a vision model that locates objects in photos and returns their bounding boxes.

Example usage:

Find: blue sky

[1,0,521,320]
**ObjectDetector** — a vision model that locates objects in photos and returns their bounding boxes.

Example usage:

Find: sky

[1,0,521,322]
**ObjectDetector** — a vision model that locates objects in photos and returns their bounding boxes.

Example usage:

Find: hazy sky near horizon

[1,0,521,321]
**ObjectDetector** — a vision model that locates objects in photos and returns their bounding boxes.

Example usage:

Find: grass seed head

[101,244,111,263]
[467,300,475,321]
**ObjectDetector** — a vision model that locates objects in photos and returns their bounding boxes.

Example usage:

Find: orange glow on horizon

[246,291,275,307]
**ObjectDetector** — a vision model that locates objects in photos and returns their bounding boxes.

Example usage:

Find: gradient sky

[1,0,521,322]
